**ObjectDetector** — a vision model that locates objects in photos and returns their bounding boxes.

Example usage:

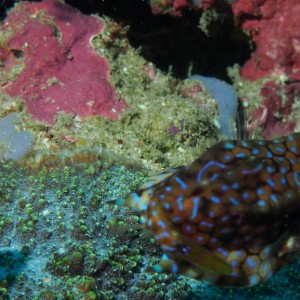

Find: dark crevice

[65,0,252,81]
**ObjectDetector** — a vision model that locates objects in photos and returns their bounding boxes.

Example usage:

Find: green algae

[228,65,300,139]
[0,13,223,171]
[228,64,267,139]
[88,16,222,169]
[198,8,219,37]
[0,26,24,86]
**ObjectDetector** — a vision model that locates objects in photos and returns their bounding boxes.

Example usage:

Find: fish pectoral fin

[176,236,232,276]
[278,235,300,257]
[150,242,232,277]
[150,254,199,278]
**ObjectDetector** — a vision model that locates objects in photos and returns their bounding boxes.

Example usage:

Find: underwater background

[0,0,300,299]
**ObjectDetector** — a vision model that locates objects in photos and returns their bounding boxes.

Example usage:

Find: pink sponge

[0,0,127,125]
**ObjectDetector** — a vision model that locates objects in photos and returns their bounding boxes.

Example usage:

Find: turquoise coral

[0,149,299,299]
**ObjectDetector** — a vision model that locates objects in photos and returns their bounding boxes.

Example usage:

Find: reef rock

[0,0,126,125]
[232,0,300,81]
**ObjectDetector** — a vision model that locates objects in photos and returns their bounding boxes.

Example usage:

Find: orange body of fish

[114,133,300,287]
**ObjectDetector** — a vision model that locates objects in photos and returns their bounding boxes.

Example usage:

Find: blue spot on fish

[158,220,166,228]
[224,142,234,149]
[291,146,297,153]
[293,172,300,186]
[175,176,188,190]
[257,188,264,195]
[190,197,200,220]
[176,196,184,211]
[155,231,170,240]
[258,200,266,207]
[211,196,221,204]
[275,146,285,153]
[229,197,239,206]
[197,161,226,183]
[267,178,276,188]
[165,186,172,192]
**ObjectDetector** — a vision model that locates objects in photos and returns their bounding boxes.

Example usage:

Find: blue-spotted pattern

[116,133,300,287]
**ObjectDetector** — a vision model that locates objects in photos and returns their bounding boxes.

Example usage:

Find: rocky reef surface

[0,0,300,299]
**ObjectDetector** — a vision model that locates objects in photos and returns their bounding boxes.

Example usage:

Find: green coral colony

[0,149,196,299]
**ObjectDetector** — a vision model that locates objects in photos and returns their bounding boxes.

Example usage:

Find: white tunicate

[0,113,34,161]
[189,75,238,139]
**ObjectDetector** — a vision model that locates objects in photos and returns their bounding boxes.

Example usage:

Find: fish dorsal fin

[139,168,178,190]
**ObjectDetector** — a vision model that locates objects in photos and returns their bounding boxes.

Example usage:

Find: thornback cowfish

[113,133,300,287]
